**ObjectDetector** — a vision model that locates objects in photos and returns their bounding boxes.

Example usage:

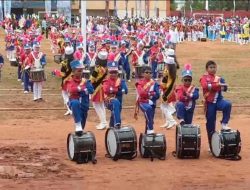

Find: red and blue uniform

[200,73,231,144]
[103,77,128,128]
[67,77,94,130]
[135,79,160,133]
[175,85,199,124]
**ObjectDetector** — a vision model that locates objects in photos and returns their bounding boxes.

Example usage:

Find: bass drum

[139,133,166,161]
[105,126,137,161]
[211,129,241,159]
[67,131,97,164]
[176,124,201,159]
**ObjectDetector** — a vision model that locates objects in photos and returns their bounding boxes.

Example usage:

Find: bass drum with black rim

[176,124,201,159]
[139,133,166,161]
[105,126,137,161]
[67,131,97,164]
[211,129,241,160]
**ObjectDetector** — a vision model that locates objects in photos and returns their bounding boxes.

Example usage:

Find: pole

[81,1,87,53]
[114,0,117,17]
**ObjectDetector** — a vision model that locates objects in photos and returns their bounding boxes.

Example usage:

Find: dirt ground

[0,30,250,189]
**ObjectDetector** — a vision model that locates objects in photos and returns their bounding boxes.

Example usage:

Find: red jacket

[67,76,87,100]
[136,79,156,103]
[200,73,221,103]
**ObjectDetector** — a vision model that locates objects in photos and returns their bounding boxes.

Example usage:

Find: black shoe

[75,131,83,136]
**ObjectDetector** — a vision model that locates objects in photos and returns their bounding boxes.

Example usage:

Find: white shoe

[64,110,72,116]
[21,82,24,86]
[96,124,107,130]
[167,121,177,129]
[222,123,231,130]
[160,122,169,128]
[75,122,82,132]
[147,130,154,134]
[24,91,28,94]
[17,79,21,82]
[128,80,131,83]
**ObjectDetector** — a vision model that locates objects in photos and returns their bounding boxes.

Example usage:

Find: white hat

[166,48,175,56]
[98,51,108,60]
[65,46,74,55]
[164,56,175,65]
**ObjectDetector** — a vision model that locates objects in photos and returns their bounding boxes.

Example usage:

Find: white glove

[24,65,30,70]
[148,100,154,105]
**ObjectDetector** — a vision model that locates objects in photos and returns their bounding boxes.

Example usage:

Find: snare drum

[54,54,62,64]
[211,129,241,159]
[29,68,46,82]
[10,59,18,67]
[176,124,201,159]
[139,133,166,161]
[82,69,90,79]
[135,66,144,79]
[67,131,97,164]
[105,126,137,161]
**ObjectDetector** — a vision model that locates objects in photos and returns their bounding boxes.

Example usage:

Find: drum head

[139,133,145,156]
[106,128,118,157]
[67,133,76,161]
[211,132,221,157]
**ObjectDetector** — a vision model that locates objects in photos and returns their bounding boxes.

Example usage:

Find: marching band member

[0,53,4,81]
[26,41,46,101]
[67,60,94,136]
[74,43,90,68]
[149,41,160,80]
[159,56,177,129]
[175,64,199,125]
[120,40,132,82]
[53,45,74,115]
[135,66,160,134]
[90,51,109,130]
[21,44,33,93]
[200,60,231,149]
[16,38,24,82]
[103,61,128,128]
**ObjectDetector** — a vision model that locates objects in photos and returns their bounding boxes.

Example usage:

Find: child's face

[73,68,83,78]
[143,70,152,80]
[182,76,192,86]
[207,64,217,75]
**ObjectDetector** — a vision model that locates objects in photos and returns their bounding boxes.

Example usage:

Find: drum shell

[54,54,62,64]
[176,124,201,159]
[157,62,165,78]
[211,130,241,158]
[82,69,90,79]
[67,132,96,161]
[139,133,166,159]
[10,59,18,67]
[29,69,46,82]
[105,126,137,160]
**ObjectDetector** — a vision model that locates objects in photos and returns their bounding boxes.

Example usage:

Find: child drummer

[67,60,94,136]
[175,64,199,125]
[200,60,231,148]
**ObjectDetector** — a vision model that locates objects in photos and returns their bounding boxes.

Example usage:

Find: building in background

[9,0,171,19]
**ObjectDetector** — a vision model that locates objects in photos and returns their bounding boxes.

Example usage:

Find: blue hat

[181,70,192,78]
[105,39,111,44]
[70,60,84,70]
[107,61,118,71]
[76,43,84,49]
[110,41,118,47]
[24,44,31,49]
[64,38,71,43]
[33,41,40,48]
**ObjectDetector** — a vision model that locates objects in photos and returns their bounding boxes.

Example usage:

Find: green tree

[170,0,178,11]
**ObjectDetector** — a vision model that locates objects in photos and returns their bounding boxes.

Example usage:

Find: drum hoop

[67,133,75,160]
[105,128,119,158]
[211,132,222,157]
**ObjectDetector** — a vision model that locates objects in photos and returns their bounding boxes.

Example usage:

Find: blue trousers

[70,99,88,130]
[106,98,121,128]
[151,61,158,79]
[139,103,155,133]
[23,70,33,92]
[123,59,130,81]
[17,65,22,80]
[206,99,232,144]
[175,102,194,124]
